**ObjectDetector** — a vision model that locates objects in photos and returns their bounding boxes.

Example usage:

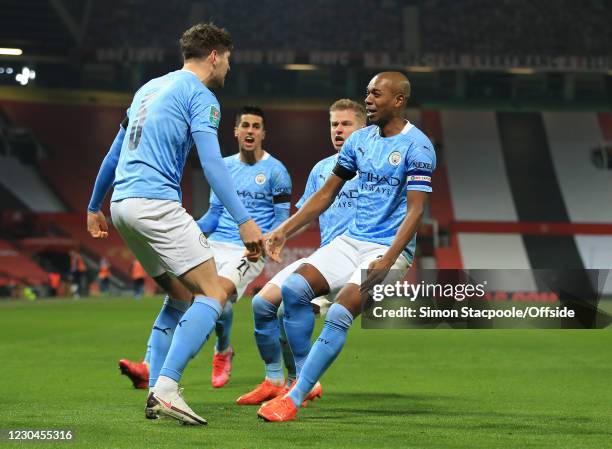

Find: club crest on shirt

[388,151,402,166]
[199,233,210,248]
[255,173,266,185]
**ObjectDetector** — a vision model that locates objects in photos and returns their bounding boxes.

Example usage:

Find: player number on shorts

[236,259,250,279]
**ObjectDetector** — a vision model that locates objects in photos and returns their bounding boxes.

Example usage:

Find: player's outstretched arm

[196,203,223,236]
[192,130,264,255]
[86,125,126,238]
[361,190,428,291]
[267,174,344,254]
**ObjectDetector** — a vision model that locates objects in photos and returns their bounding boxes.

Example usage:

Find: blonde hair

[329,99,366,125]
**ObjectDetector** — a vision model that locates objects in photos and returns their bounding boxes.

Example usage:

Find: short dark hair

[180,23,233,60]
[235,106,266,128]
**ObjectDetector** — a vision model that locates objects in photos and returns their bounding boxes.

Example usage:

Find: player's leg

[292,241,411,399]
[259,240,410,421]
[258,282,361,422]
[110,200,192,392]
[118,274,192,390]
[210,275,236,387]
[281,236,357,377]
[209,242,266,387]
[208,245,237,354]
[235,281,287,404]
[252,283,283,381]
[214,276,236,353]
[113,198,219,424]
[144,273,193,390]
[147,258,225,425]
[157,258,227,383]
[211,276,235,388]
[288,252,406,406]
[276,302,296,385]
[289,283,362,407]
[254,259,304,385]
[280,264,328,377]
[236,257,306,404]
[144,336,152,365]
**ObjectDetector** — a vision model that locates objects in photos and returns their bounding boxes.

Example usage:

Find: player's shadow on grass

[305,391,452,419]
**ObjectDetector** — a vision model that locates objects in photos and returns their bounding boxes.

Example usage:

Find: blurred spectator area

[2,0,609,56]
[421,0,611,56]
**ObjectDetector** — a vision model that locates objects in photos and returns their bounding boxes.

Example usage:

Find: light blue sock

[281,273,316,377]
[148,296,191,388]
[215,301,233,352]
[277,303,296,383]
[252,295,283,381]
[144,335,152,365]
[288,303,353,408]
[159,296,222,382]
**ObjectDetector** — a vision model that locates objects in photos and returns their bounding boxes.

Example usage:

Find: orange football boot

[257,394,298,422]
[118,359,149,389]
[236,379,286,405]
[211,347,234,388]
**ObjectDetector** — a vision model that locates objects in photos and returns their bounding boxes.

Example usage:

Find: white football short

[268,235,410,315]
[110,198,213,278]
[267,258,305,289]
[304,234,411,289]
[209,240,265,301]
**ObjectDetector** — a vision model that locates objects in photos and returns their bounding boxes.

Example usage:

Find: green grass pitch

[1,296,611,449]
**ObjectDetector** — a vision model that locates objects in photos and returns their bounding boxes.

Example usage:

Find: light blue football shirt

[209,152,291,245]
[296,154,358,247]
[112,70,220,203]
[336,122,436,262]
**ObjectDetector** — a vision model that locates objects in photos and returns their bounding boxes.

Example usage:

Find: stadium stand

[0,156,64,212]
[0,0,74,55]
[544,112,611,223]
[2,0,610,70]
[0,183,28,211]
[419,110,462,268]
[84,0,404,52]
[442,110,518,221]
[86,0,191,48]
[84,0,611,55]
[599,112,612,140]
[438,109,612,277]
[421,0,611,56]
[36,213,131,282]
[0,239,47,285]
[1,100,125,212]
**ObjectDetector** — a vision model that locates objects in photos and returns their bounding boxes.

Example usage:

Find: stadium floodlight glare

[508,67,536,75]
[283,64,318,71]
[15,66,35,86]
[405,66,435,73]
[0,48,23,56]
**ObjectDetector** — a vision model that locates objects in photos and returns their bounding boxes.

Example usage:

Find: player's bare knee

[154,273,193,301]
[257,283,282,306]
[218,276,237,298]
[296,263,330,296]
[208,287,228,304]
[335,284,362,317]
[194,280,227,303]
